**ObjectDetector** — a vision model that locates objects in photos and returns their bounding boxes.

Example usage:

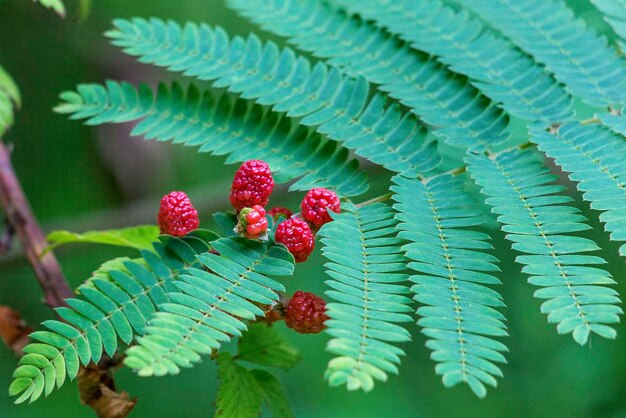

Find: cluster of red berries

[156,159,331,334]
[228,160,340,263]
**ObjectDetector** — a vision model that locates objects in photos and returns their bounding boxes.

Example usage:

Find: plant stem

[356,192,393,208]
[581,117,600,125]
[0,142,73,308]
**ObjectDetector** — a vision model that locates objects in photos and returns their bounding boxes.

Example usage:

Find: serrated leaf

[215,353,263,418]
[237,323,300,369]
[251,370,294,418]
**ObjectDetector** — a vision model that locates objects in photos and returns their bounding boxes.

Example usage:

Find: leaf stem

[581,117,600,125]
[356,192,393,208]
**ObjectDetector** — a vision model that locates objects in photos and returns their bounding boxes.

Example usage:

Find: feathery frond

[457,0,626,107]
[530,122,626,256]
[9,233,212,403]
[56,81,369,196]
[467,149,621,345]
[391,174,507,399]
[318,203,413,392]
[124,237,294,376]
[104,18,443,171]
[330,0,573,123]
[592,0,626,55]
[226,0,509,150]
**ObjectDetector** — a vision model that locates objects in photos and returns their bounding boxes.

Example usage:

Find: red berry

[230,160,274,211]
[157,191,199,236]
[237,205,268,239]
[284,291,328,334]
[301,188,340,227]
[275,218,315,263]
[267,206,293,221]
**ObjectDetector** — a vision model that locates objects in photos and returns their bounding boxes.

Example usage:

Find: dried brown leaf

[78,361,136,418]
[0,305,32,355]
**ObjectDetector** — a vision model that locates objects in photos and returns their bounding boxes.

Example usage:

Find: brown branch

[0,142,73,308]
[0,142,135,417]
[0,219,14,254]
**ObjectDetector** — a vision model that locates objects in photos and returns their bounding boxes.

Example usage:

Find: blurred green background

[1,0,625,417]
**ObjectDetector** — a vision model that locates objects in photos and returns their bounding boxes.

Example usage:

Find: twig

[0,142,73,308]
[0,219,14,254]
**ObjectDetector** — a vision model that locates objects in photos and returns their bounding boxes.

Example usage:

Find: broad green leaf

[46,225,159,252]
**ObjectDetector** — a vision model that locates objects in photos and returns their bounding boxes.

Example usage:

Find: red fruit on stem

[274,218,315,263]
[267,206,293,221]
[230,160,274,211]
[157,191,199,236]
[284,291,328,334]
[301,188,340,228]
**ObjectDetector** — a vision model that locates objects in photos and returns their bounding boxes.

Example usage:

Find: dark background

[0,0,625,416]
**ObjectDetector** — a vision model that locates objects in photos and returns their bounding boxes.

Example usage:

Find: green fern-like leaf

[467,149,621,345]
[318,203,413,392]
[9,233,212,403]
[596,111,626,136]
[124,237,294,376]
[56,81,369,196]
[330,0,574,123]
[391,174,507,399]
[458,0,626,107]
[592,0,626,55]
[227,0,509,150]
[530,122,626,256]
[103,18,447,166]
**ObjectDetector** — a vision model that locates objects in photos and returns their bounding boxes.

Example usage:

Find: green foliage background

[0,0,625,416]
